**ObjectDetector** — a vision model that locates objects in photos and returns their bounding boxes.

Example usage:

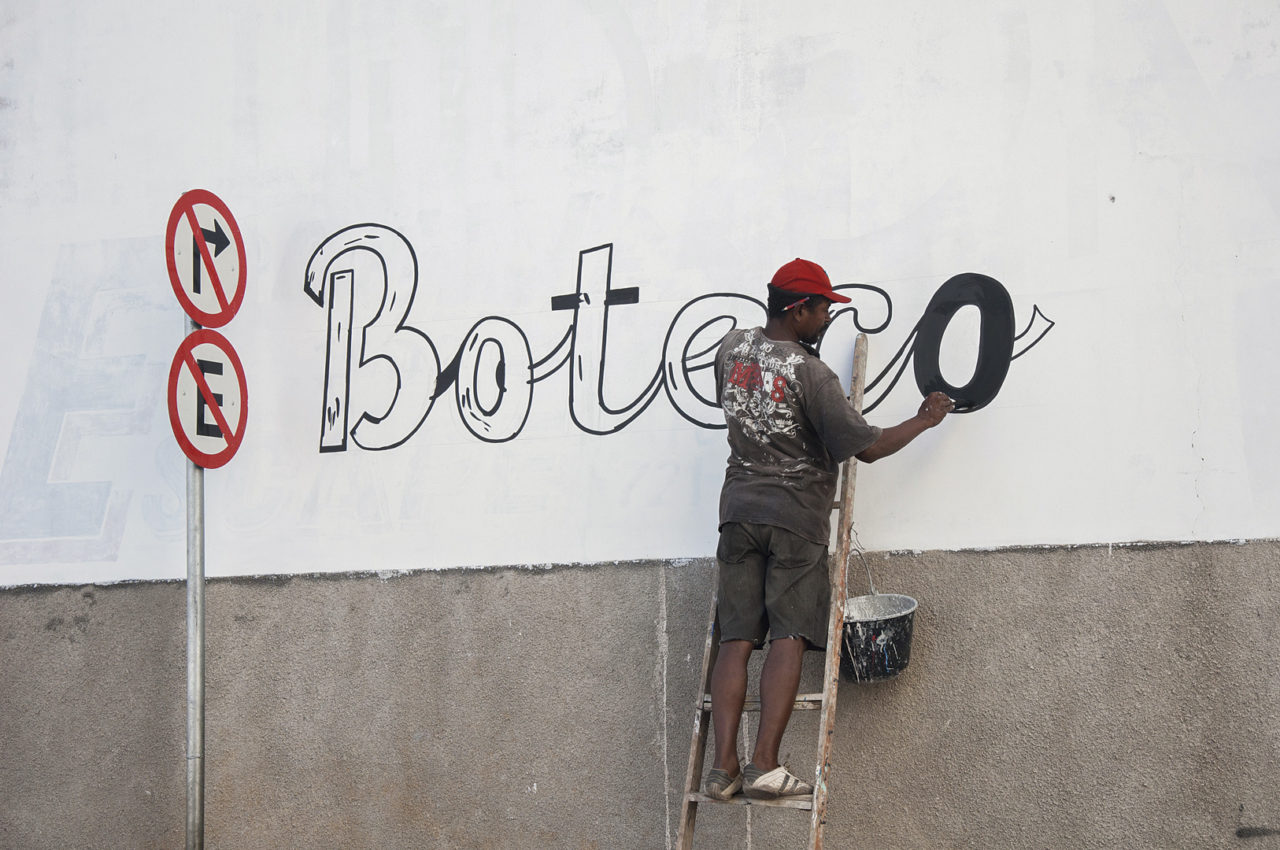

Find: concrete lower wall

[2,540,1278,849]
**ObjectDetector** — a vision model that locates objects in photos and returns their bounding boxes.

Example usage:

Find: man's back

[715,326,880,545]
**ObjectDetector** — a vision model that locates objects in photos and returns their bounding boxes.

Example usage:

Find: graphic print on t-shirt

[722,329,806,446]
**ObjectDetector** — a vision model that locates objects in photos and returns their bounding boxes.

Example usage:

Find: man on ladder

[705,258,954,801]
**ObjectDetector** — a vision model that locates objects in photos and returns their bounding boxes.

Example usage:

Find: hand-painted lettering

[305,226,1055,450]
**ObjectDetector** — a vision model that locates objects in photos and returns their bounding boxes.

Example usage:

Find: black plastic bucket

[840,593,917,683]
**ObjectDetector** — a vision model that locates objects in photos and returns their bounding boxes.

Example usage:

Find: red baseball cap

[770,258,852,303]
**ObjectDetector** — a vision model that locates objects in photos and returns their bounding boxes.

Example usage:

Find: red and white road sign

[165,189,246,328]
[167,329,248,468]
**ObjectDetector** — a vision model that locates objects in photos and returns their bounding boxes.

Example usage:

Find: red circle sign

[165,189,247,328]
[167,329,248,468]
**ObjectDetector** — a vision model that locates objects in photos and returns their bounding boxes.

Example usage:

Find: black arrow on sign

[202,221,230,257]
[191,220,229,295]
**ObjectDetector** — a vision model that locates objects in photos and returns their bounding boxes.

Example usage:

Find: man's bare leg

[750,636,806,771]
[709,639,753,777]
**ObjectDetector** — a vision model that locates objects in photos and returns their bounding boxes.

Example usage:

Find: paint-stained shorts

[715,521,830,650]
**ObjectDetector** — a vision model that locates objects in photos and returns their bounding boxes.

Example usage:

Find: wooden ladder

[676,333,869,850]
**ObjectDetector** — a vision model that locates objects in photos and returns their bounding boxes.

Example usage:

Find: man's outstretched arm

[855,391,954,463]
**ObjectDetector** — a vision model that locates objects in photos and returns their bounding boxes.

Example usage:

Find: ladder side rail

[676,587,721,849]
[809,332,869,850]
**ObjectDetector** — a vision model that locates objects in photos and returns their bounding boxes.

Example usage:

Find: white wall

[2,0,1278,585]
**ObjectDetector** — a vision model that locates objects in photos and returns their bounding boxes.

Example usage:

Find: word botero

[305,225,1054,450]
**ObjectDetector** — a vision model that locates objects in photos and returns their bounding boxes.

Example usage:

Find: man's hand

[856,391,954,463]
[916,391,955,428]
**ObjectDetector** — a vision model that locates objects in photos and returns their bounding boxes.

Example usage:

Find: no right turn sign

[165,189,246,328]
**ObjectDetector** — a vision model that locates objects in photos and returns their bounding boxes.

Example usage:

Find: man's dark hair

[767,286,831,318]
[767,285,810,318]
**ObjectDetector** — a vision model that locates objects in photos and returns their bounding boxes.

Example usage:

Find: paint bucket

[840,593,917,683]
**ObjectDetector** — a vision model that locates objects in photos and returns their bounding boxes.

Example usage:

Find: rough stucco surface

[2,540,1278,849]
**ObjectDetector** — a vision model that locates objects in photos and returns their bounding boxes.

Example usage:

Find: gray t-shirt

[715,327,882,545]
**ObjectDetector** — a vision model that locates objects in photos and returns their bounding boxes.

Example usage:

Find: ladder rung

[699,693,823,712]
[684,792,813,811]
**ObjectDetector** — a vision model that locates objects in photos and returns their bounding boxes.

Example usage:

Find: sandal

[704,767,743,800]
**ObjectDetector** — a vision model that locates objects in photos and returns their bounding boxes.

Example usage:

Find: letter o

[912,273,1015,412]
[455,317,533,442]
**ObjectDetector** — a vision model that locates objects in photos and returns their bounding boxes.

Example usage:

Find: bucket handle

[844,528,878,599]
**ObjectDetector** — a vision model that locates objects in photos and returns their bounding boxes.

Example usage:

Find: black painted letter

[911,273,1014,412]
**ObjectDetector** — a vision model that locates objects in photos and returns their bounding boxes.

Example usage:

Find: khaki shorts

[715,521,830,650]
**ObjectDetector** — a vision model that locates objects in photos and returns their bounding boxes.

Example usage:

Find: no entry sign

[167,329,248,468]
[166,189,246,328]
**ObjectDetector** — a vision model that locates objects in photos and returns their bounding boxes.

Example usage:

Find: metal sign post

[186,314,206,850]
[165,189,247,850]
